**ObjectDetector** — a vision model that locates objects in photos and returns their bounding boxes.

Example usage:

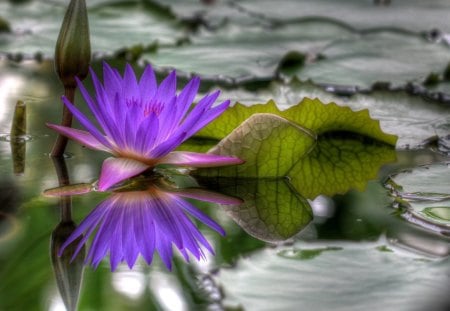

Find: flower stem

[51,156,72,222]
[51,86,75,157]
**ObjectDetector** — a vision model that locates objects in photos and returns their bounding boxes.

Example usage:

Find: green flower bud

[55,0,91,88]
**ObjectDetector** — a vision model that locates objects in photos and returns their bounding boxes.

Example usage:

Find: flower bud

[55,0,91,88]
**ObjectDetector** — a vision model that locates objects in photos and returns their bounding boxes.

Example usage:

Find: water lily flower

[57,182,240,270]
[47,62,242,191]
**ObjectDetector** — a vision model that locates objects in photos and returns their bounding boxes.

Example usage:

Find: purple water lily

[58,183,240,270]
[47,62,242,191]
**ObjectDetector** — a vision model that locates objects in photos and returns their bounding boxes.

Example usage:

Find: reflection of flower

[47,62,242,191]
[59,184,234,270]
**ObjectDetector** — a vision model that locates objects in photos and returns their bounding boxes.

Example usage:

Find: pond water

[1,0,450,310]
[0,59,448,311]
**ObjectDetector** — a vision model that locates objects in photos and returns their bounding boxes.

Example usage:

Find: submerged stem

[51,87,76,157]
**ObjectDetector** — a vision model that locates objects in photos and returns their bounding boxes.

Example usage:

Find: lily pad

[217,241,450,311]
[211,81,449,149]
[144,20,355,79]
[289,136,397,198]
[387,163,450,231]
[198,99,397,199]
[236,0,450,33]
[200,113,316,178]
[199,98,398,146]
[292,31,450,89]
[0,0,182,59]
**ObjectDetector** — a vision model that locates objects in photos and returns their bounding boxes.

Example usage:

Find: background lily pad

[387,163,450,232]
[0,0,182,59]
[217,241,450,311]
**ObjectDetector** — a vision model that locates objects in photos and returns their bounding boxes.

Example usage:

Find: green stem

[51,86,75,157]
[51,156,72,222]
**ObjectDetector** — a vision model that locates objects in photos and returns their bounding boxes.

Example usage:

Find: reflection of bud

[55,0,91,88]
[51,221,85,311]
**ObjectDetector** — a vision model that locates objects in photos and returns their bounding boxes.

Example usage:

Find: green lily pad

[292,31,450,89]
[144,20,355,79]
[197,177,313,242]
[289,136,397,198]
[217,241,450,311]
[199,98,398,146]
[387,163,450,230]
[0,0,182,59]
[197,99,396,199]
[210,81,448,149]
[236,0,450,33]
[200,113,316,178]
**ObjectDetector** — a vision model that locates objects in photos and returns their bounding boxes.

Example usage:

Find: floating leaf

[244,0,450,32]
[293,32,450,89]
[200,113,315,178]
[199,98,398,146]
[217,241,450,311]
[197,176,313,242]
[204,80,449,149]
[145,20,354,79]
[198,99,397,198]
[0,0,182,59]
[290,136,397,198]
[386,163,450,232]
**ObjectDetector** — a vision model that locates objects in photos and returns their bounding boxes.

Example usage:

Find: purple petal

[102,62,123,103]
[136,111,159,154]
[76,77,112,137]
[136,199,155,264]
[89,67,115,119]
[171,91,221,140]
[155,232,173,270]
[173,77,200,125]
[123,206,139,268]
[61,96,114,149]
[46,123,112,153]
[172,211,202,260]
[158,151,243,167]
[148,132,187,158]
[58,199,111,257]
[150,197,183,248]
[123,64,140,102]
[139,64,157,100]
[155,70,176,104]
[183,99,230,140]
[155,96,177,142]
[98,157,150,191]
[171,195,226,236]
[109,206,126,270]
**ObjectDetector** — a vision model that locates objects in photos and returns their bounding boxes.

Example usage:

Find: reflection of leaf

[197,177,313,242]
[199,98,398,146]
[290,135,397,198]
